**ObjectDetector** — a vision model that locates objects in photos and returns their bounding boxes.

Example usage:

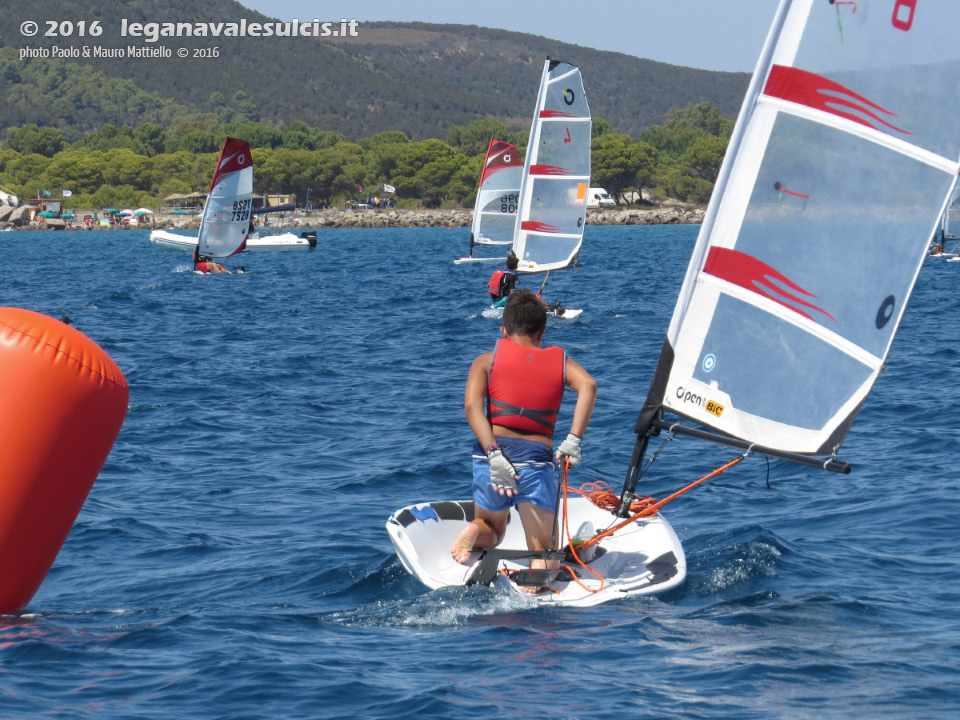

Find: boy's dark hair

[506,251,519,270]
[503,288,547,336]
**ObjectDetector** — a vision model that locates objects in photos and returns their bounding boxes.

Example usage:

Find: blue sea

[0,225,957,719]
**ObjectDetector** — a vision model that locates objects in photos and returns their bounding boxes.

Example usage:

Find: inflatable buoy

[0,308,128,613]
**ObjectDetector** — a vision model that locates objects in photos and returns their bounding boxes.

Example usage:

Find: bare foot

[519,559,552,594]
[450,523,480,564]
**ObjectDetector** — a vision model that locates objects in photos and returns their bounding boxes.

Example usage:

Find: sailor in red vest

[487,251,520,307]
[193,246,230,274]
[451,288,597,592]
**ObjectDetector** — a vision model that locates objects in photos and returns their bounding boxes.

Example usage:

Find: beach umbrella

[103,208,118,214]
[117,209,133,216]
[61,212,75,218]
[134,208,153,216]
[37,211,56,218]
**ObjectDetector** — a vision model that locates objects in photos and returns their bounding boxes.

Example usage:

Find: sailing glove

[556,433,583,466]
[486,448,519,494]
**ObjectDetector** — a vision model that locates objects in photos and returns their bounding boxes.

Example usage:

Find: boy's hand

[556,433,582,466]
[487,448,519,495]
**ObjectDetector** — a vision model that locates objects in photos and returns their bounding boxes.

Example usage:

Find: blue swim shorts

[472,436,557,512]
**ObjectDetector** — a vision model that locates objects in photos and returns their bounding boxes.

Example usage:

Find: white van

[587,187,615,208]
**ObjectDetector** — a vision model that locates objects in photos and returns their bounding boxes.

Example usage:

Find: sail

[941,184,960,242]
[639,0,960,456]
[470,140,522,248]
[512,59,591,273]
[198,137,253,258]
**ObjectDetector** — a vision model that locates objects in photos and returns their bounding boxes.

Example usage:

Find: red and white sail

[470,139,523,247]
[512,59,591,273]
[198,137,253,258]
[640,0,960,455]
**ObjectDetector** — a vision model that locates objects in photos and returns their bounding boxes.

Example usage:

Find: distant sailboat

[454,139,522,265]
[387,1,960,606]
[150,140,317,253]
[197,137,253,260]
[479,58,590,318]
[934,184,960,257]
[512,58,591,275]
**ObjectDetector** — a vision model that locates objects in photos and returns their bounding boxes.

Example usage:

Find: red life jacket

[488,338,565,435]
[196,262,211,273]
[488,270,507,298]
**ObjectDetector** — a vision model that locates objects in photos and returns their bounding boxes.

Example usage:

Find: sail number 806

[231,198,251,222]
[500,193,518,213]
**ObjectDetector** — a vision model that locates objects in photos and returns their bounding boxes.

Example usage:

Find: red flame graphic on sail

[703,247,837,324]
[763,65,912,136]
[521,221,562,234]
[540,110,576,118]
[530,165,573,176]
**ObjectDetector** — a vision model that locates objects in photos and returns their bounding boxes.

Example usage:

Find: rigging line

[558,459,605,593]
[640,433,674,478]
[579,455,746,551]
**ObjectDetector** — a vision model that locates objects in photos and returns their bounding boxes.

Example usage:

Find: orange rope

[580,455,745,549]
[557,459,605,592]
[549,454,745,596]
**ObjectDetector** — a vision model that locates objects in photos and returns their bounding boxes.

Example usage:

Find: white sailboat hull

[150,229,315,252]
[453,256,505,265]
[386,496,685,607]
[481,305,582,320]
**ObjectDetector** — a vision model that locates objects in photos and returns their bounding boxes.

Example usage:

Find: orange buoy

[0,308,128,612]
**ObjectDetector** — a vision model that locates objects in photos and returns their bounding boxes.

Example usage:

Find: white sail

[198,137,253,259]
[512,59,591,273]
[941,184,960,241]
[470,139,522,249]
[639,0,960,456]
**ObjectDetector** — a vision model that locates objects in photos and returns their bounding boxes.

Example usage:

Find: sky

[238,0,781,73]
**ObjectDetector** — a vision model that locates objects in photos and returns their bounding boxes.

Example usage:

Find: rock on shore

[5,203,705,231]
[168,205,704,230]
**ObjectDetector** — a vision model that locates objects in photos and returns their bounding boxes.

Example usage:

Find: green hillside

[0,0,749,140]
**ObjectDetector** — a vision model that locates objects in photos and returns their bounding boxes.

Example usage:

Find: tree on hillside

[392,139,471,208]
[0,150,51,198]
[40,148,106,195]
[446,117,509,157]
[222,121,282,149]
[681,135,727,185]
[591,118,615,139]
[640,102,731,161]
[664,101,733,138]
[165,121,219,154]
[591,134,660,204]
[134,123,166,156]
[313,142,365,206]
[75,124,140,153]
[281,121,344,151]
[230,91,260,123]
[257,147,319,202]
[5,124,64,157]
[102,148,154,190]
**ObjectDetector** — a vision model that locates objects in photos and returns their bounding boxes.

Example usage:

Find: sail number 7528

[231,198,251,222]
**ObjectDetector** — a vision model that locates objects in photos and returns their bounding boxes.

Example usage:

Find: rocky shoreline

[0,204,704,231]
